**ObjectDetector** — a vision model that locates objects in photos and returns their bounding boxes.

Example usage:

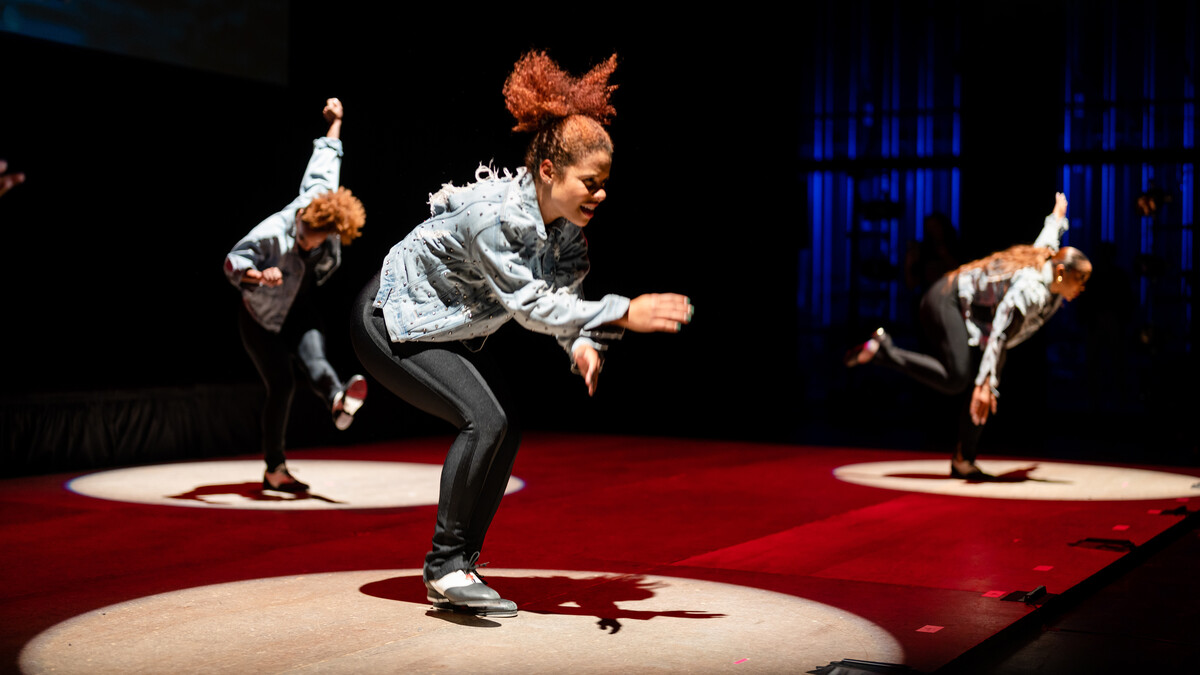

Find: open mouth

[580,204,597,217]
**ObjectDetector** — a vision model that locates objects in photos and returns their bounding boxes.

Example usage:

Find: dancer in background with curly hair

[225,97,368,494]
[351,52,694,617]
[845,193,1091,479]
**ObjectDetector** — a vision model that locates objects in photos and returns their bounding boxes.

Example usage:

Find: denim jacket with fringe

[224,137,344,332]
[373,165,628,365]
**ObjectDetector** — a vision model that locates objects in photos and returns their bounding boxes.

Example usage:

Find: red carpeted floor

[2,433,1197,673]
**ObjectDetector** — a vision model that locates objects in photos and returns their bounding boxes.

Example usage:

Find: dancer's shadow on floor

[360,573,725,632]
[886,464,1072,484]
[166,482,344,504]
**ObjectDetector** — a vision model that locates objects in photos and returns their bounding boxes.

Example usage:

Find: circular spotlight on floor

[19,569,903,674]
[67,460,523,510]
[834,459,1200,501]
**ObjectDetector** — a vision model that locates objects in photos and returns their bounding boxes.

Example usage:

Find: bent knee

[464,408,512,445]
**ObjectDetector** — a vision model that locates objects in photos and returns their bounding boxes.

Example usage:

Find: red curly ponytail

[502,51,618,175]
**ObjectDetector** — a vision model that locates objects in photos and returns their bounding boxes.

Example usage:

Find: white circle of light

[18,569,903,674]
[834,459,1200,501]
[67,460,523,510]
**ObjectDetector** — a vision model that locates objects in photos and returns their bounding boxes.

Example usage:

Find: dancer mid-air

[351,52,694,617]
[846,193,1090,479]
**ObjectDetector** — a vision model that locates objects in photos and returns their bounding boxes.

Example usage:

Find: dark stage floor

[2,434,1198,673]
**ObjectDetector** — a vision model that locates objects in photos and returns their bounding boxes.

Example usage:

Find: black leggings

[874,277,1005,462]
[350,274,520,581]
[239,301,344,471]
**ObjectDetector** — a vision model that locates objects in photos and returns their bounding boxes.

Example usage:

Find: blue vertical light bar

[1085,164,1094,244]
[1183,0,1195,345]
[1144,1,1156,151]
[849,35,858,160]
[1064,9,1074,155]
[890,168,901,320]
[1185,8,1195,153]
[952,167,961,230]
[912,169,922,240]
[952,2,962,161]
[890,10,900,161]
[810,171,822,317]
[1141,165,1153,255]
[917,21,926,161]
[1187,0,1197,151]
[916,168,926,243]
[824,170,834,325]
[919,12,931,244]
[1184,163,1194,339]
[813,13,829,325]
[1102,163,1114,242]
[952,8,961,230]
[844,174,854,310]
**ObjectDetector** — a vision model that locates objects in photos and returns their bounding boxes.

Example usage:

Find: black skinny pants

[350,274,521,582]
[874,277,1005,462]
[238,300,344,471]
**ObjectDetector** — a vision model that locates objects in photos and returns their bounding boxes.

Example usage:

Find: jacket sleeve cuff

[582,294,630,331]
[224,255,253,287]
[313,137,344,156]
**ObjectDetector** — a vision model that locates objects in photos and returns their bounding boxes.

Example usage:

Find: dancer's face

[295,210,331,251]
[539,150,611,227]
[1053,261,1091,301]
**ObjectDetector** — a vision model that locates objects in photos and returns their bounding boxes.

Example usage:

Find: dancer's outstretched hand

[573,344,601,397]
[1053,192,1068,219]
[970,384,997,426]
[614,294,694,333]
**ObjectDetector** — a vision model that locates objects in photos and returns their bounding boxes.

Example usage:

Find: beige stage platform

[19,569,902,674]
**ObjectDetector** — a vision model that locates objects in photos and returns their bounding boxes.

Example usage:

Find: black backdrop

[1,5,1194,474]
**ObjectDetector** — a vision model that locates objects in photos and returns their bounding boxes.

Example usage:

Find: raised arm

[1033,192,1069,251]
[299,99,345,197]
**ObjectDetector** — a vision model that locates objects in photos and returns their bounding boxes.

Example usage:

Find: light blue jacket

[373,166,629,361]
[224,137,343,332]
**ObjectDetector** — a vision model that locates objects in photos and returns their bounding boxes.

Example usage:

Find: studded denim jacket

[224,137,344,332]
[373,166,629,361]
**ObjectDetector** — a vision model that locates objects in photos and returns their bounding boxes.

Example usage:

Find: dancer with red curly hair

[351,52,693,617]
[845,193,1091,479]
[225,97,368,493]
